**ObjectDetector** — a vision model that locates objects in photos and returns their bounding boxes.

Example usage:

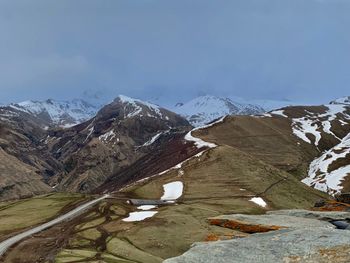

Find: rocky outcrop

[165,210,350,263]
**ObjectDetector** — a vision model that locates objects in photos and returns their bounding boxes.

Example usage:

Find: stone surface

[165,210,350,263]
[165,228,350,263]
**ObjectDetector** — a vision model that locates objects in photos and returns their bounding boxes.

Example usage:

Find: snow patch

[184,116,225,149]
[290,104,350,146]
[270,110,288,118]
[249,197,267,208]
[84,126,94,143]
[99,130,116,143]
[161,181,184,201]
[302,133,350,195]
[122,211,158,222]
[292,117,321,145]
[141,131,167,147]
[185,131,216,149]
[137,205,157,211]
[118,95,164,119]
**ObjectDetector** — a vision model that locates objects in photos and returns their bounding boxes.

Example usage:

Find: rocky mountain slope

[0,106,62,200]
[0,95,191,200]
[47,95,192,193]
[173,95,265,126]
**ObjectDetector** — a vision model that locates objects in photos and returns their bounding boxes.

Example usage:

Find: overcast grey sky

[0,0,349,105]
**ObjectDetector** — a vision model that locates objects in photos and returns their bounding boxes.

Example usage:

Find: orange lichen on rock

[205,234,220,242]
[208,219,283,234]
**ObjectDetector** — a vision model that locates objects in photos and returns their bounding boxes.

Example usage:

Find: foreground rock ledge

[164,210,350,263]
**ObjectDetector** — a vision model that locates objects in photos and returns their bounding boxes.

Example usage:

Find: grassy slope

[117,146,327,258]
[196,115,318,179]
[54,145,328,262]
[0,193,84,238]
[53,115,330,262]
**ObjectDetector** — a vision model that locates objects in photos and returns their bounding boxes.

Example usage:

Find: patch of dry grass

[0,193,83,237]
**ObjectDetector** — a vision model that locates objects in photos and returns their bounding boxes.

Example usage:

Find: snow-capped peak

[330,96,350,105]
[115,95,164,119]
[10,99,98,128]
[172,95,265,127]
[117,95,161,111]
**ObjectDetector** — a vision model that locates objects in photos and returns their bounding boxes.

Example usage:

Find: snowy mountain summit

[173,95,265,127]
[95,95,190,127]
[10,99,98,128]
[116,95,167,119]
[330,96,350,105]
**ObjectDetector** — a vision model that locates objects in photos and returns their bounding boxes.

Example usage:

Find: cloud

[0,55,90,102]
[0,55,88,85]
[0,0,349,104]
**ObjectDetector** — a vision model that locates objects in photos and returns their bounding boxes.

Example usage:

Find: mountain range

[1,94,349,200]
[1,94,350,262]
[1,95,306,128]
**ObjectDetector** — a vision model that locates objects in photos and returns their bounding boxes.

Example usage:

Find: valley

[0,95,349,262]
[2,1,350,262]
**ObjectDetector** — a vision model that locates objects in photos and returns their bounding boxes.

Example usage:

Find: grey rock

[330,220,350,229]
[165,210,350,263]
[165,228,350,263]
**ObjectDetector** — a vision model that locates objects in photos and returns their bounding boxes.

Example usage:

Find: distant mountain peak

[116,95,160,107]
[172,95,265,127]
[111,95,165,119]
[10,99,99,128]
[330,96,350,105]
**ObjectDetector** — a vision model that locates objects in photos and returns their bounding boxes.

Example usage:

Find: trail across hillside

[0,195,109,257]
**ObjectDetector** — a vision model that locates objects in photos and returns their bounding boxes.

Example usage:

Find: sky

[0,0,349,106]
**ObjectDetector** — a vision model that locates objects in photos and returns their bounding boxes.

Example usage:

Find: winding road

[0,194,109,257]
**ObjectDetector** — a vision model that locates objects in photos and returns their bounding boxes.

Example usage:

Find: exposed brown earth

[208,218,283,233]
